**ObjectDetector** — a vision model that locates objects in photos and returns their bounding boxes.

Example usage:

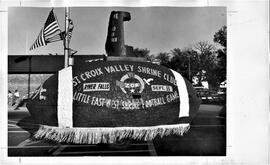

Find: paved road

[8,104,226,156]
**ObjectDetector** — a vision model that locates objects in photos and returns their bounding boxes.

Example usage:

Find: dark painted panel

[8,55,105,74]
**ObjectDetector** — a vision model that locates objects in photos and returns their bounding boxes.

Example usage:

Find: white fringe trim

[33,124,190,144]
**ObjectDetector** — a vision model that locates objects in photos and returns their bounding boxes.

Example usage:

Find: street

[8,104,226,156]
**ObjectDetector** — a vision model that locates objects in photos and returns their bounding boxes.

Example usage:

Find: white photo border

[0,0,269,164]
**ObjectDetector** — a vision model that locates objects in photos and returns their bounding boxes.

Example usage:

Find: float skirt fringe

[33,124,190,144]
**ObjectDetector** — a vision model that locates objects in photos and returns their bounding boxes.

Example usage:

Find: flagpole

[26,32,31,99]
[64,7,69,68]
[26,32,28,55]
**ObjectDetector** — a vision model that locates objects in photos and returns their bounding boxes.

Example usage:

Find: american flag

[29,9,61,51]
[47,19,74,43]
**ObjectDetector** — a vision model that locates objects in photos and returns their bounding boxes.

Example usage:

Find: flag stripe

[44,22,60,31]
[44,28,60,37]
[44,24,60,34]
[30,28,46,50]
[40,29,46,45]
[44,27,60,36]
[46,37,61,43]
[46,31,65,43]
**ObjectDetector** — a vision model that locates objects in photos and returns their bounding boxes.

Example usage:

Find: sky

[8,7,226,56]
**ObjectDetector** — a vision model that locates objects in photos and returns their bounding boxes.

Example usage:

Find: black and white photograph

[1,0,269,164]
[8,6,227,156]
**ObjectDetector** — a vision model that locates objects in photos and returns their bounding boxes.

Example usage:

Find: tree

[214,26,227,83]
[132,47,155,61]
[214,26,226,47]
[193,41,216,68]
[192,41,219,87]
[170,48,197,81]
[156,42,219,87]
[133,48,150,58]
[155,52,171,68]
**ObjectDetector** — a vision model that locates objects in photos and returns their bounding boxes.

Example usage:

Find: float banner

[27,60,201,144]
[71,61,187,127]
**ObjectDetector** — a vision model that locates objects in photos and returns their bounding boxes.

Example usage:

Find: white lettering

[151,85,173,92]
[83,83,110,92]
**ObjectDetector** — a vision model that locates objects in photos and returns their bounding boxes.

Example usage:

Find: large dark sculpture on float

[26,11,200,144]
[105,11,131,57]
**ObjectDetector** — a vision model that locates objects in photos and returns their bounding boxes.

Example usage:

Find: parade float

[26,10,200,144]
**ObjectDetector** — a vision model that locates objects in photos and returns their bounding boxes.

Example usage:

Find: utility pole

[26,32,31,98]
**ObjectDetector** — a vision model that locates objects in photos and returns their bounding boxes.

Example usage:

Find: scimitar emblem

[143,78,154,85]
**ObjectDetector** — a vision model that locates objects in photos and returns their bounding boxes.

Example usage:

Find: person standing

[12,89,20,106]
[8,90,13,105]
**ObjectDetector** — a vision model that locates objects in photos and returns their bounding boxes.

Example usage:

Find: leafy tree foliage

[192,41,219,87]
[213,26,227,83]
[133,26,227,88]
[132,47,155,62]
[168,42,219,87]
[155,52,171,68]
[133,48,150,58]
[214,26,226,47]
[170,48,198,82]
